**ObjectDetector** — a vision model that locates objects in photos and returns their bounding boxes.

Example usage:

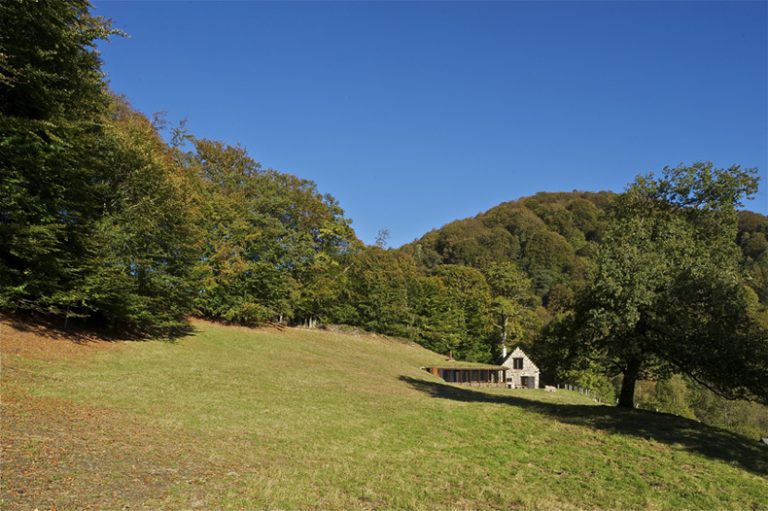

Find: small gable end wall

[501,347,540,388]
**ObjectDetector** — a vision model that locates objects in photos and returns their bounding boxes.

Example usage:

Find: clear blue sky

[94,1,768,247]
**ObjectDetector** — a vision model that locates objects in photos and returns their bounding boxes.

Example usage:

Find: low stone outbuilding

[500,346,540,389]
[424,363,508,387]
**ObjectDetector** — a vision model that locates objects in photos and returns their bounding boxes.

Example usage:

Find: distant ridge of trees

[2,0,767,435]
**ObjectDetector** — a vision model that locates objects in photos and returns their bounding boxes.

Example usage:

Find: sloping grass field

[1,317,767,510]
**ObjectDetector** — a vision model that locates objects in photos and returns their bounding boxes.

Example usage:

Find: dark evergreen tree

[0,0,117,314]
[1,3,199,332]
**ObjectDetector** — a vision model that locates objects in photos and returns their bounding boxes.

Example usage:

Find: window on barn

[513,358,523,369]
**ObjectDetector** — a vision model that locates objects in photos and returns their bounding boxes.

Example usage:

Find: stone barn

[500,346,540,389]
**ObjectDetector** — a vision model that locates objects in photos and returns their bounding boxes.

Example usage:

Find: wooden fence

[558,383,605,403]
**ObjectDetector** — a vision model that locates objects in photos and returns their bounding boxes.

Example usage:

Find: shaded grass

[401,376,768,477]
[2,320,767,510]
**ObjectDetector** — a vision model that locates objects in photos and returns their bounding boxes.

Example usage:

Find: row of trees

[0,0,545,362]
[0,1,357,333]
[2,2,767,425]
[338,254,539,361]
[0,1,527,361]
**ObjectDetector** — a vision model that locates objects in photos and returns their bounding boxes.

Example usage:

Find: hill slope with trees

[2,0,767,438]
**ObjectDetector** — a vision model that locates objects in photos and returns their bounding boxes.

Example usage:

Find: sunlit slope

[2,320,766,510]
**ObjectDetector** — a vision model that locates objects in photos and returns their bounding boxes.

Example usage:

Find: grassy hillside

[2,318,767,510]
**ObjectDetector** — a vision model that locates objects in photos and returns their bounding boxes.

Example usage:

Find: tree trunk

[500,314,508,356]
[618,357,641,408]
[501,315,507,344]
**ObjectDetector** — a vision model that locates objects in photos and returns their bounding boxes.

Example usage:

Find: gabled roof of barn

[500,346,540,370]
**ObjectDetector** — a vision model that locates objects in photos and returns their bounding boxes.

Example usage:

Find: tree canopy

[541,164,768,407]
[0,1,197,332]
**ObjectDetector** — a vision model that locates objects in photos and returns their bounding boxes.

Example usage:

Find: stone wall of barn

[501,347,540,388]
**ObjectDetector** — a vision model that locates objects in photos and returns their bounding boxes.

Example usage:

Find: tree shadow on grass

[1,312,196,344]
[400,375,768,477]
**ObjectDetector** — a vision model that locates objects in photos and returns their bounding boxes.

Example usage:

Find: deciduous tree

[548,163,768,408]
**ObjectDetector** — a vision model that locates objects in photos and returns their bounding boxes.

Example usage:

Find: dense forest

[2,1,767,438]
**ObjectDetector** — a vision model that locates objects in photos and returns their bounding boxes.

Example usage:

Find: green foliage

[1,0,114,312]
[483,261,537,353]
[632,375,768,439]
[547,163,768,407]
[344,247,415,336]
[431,265,494,360]
[342,253,497,361]
[560,368,617,404]
[187,139,358,325]
[0,0,116,120]
[689,382,768,439]
[737,211,768,305]
[77,98,200,331]
[636,375,696,420]
[0,2,195,332]
[402,192,618,363]
[406,273,464,354]
[406,192,613,305]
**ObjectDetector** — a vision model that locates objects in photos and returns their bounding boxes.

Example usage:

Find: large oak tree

[546,163,768,408]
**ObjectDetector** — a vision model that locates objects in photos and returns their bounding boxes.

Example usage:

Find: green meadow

[2,320,766,510]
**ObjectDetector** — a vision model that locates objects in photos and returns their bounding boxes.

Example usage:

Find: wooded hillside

[2,0,767,436]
